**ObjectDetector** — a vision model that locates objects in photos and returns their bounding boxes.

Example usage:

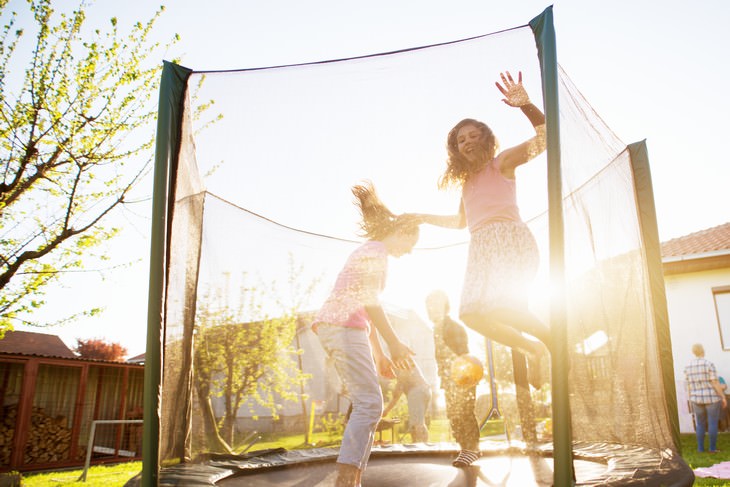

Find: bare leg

[485,307,551,347]
[460,311,547,357]
[461,310,550,388]
[336,463,359,487]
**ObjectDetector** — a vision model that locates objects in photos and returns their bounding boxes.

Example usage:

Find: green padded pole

[628,140,682,453]
[142,61,192,487]
[529,7,574,486]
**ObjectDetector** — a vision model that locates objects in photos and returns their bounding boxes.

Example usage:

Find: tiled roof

[662,222,730,258]
[0,329,76,358]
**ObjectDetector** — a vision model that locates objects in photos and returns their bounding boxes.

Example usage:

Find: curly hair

[352,181,418,241]
[439,118,498,189]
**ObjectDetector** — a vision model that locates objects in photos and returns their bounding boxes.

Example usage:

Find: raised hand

[495,71,530,107]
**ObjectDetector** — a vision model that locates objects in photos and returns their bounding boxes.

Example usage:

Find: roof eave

[662,250,730,276]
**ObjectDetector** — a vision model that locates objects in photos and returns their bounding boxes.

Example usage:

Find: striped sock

[452,449,480,468]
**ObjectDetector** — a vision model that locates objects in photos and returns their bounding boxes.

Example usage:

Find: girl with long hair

[313,181,419,487]
[409,71,549,391]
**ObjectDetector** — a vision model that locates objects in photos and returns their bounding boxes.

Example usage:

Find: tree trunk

[195,382,233,453]
[221,412,236,446]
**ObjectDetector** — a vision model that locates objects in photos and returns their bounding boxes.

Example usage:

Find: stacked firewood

[0,405,12,465]
[0,405,73,464]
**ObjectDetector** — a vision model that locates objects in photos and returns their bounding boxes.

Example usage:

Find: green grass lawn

[17,432,730,486]
[15,417,495,486]
[19,462,142,487]
[680,432,730,486]
[251,417,460,451]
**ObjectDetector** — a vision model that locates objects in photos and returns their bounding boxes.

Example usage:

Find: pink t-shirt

[313,240,387,332]
[462,156,521,231]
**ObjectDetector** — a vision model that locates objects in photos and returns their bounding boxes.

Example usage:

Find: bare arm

[365,304,414,370]
[495,71,547,178]
[443,317,469,356]
[406,200,466,229]
[382,381,404,416]
[711,378,728,407]
[369,326,395,379]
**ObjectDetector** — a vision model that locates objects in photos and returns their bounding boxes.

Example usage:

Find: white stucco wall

[665,267,730,433]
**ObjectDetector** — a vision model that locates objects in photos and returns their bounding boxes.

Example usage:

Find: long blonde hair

[352,181,418,241]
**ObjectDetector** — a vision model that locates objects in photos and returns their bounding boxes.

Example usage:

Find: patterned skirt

[459,220,539,317]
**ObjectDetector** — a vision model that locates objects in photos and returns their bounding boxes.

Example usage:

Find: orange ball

[450,354,484,387]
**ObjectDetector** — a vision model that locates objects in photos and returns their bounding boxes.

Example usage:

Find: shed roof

[0,329,76,358]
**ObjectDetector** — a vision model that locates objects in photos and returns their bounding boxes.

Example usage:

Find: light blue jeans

[406,385,432,441]
[692,400,723,452]
[317,324,383,469]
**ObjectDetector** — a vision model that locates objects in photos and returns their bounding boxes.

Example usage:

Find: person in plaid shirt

[685,343,727,453]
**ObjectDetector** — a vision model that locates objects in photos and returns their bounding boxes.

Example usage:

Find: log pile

[0,405,74,465]
[0,405,15,465]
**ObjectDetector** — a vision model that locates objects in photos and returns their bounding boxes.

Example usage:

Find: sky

[9,0,730,356]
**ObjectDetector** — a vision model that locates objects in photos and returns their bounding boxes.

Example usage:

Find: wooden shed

[0,330,143,472]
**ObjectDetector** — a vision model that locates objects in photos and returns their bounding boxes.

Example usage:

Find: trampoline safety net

[143,8,691,486]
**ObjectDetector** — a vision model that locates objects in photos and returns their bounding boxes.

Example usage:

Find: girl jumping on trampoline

[408,71,549,388]
[313,181,418,487]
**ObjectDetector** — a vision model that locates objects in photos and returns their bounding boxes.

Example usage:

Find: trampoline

[147,441,692,486]
[135,7,693,486]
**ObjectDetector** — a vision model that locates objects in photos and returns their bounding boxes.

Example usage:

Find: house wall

[215,307,440,437]
[213,327,331,435]
[665,267,730,433]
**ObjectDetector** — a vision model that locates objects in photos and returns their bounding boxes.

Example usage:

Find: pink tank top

[462,157,521,232]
